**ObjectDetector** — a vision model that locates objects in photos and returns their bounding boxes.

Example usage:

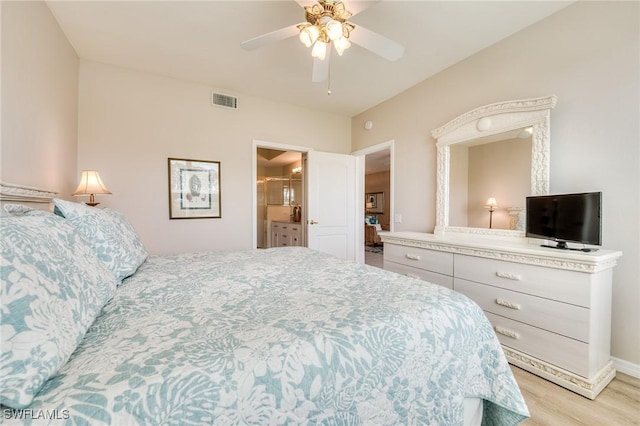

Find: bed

[0,195,529,425]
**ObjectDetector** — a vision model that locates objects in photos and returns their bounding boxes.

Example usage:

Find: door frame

[352,140,395,263]
[252,139,313,249]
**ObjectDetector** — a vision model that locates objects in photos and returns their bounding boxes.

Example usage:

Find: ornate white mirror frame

[431,95,557,237]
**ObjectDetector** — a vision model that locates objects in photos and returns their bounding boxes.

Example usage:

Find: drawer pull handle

[405,273,420,279]
[495,326,520,339]
[496,271,522,281]
[495,298,521,310]
[405,254,421,261]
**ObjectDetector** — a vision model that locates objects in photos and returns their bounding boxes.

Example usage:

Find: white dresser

[382,231,622,399]
[271,221,302,248]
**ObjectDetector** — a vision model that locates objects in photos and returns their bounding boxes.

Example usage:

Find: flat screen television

[525,192,602,251]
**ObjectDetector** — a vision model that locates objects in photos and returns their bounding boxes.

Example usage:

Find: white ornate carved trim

[434,145,449,235]
[380,234,620,273]
[0,182,58,203]
[445,225,525,238]
[503,346,616,400]
[431,95,558,139]
[530,117,551,195]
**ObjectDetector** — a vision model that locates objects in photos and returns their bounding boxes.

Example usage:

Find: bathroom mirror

[266,175,302,206]
[432,95,557,237]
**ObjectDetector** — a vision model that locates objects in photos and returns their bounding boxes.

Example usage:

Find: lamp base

[85,202,100,207]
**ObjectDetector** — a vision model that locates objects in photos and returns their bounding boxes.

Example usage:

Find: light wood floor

[512,366,640,425]
[364,250,384,268]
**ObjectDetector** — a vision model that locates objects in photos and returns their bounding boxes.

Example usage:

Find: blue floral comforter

[13,247,528,425]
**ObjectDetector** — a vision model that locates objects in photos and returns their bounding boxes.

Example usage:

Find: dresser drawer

[454,254,590,307]
[385,244,454,276]
[384,261,453,289]
[485,312,589,377]
[289,224,302,233]
[454,278,589,342]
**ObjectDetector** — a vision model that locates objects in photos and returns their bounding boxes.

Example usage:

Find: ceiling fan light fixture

[299,24,320,48]
[325,19,343,41]
[298,1,355,60]
[334,36,351,56]
[311,40,328,60]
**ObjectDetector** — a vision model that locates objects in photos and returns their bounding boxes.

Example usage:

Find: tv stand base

[541,243,598,252]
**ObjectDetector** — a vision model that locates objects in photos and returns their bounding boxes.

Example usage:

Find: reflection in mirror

[266,175,302,205]
[432,95,557,238]
[449,129,531,230]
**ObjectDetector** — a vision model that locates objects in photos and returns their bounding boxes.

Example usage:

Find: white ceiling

[46,0,572,117]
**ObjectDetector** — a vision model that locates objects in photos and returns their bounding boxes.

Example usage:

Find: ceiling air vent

[211,92,238,110]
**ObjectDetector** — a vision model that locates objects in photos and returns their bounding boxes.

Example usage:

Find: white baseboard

[613,357,640,378]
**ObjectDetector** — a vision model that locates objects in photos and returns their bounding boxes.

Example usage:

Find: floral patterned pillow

[52,199,148,282]
[0,212,119,408]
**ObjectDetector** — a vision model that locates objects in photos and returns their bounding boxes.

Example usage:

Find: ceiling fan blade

[349,24,404,61]
[296,0,380,15]
[240,24,300,51]
[347,0,381,16]
[294,0,316,7]
[312,55,330,83]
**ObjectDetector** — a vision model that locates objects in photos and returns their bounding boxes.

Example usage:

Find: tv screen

[526,192,602,249]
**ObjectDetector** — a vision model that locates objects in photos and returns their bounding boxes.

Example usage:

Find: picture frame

[168,158,221,219]
[366,192,384,214]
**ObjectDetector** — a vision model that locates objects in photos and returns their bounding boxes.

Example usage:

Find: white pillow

[52,199,148,281]
[0,212,119,408]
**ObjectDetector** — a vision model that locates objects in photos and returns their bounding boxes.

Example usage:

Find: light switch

[395,214,402,223]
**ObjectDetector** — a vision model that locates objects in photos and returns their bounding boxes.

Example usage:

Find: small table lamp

[73,170,112,206]
[485,197,498,229]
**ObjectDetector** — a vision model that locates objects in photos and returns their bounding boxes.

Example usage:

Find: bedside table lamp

[73,170,112,206]
[484,197,498,229]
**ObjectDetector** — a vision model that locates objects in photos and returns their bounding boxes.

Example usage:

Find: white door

[306,151,357,260]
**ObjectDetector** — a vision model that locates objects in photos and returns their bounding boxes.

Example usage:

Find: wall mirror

[431,95,557,238]
[266,174,302,206]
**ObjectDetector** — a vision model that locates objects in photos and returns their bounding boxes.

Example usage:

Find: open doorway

[364,149,391,268]
[353,141,394,268]
[256,148,304,248]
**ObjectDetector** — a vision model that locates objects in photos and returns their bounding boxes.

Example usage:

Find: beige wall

[465,138,531,229]
[449,144,469,227]
[1,1,78,194]
[352,2,640,366]
[77,61,350,255]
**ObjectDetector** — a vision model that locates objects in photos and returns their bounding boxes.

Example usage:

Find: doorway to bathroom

[256,147,304,249]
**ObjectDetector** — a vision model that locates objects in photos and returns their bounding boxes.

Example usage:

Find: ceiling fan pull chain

[327,58,332,95]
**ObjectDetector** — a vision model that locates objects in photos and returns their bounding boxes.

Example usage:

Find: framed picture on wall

[168,158,221,219]
[366,192,384,214]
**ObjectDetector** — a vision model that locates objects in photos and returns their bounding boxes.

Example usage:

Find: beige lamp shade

[73,170,111,206]
[485,197,498,209]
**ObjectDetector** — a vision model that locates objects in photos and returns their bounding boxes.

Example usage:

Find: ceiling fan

[240,0,405,83]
